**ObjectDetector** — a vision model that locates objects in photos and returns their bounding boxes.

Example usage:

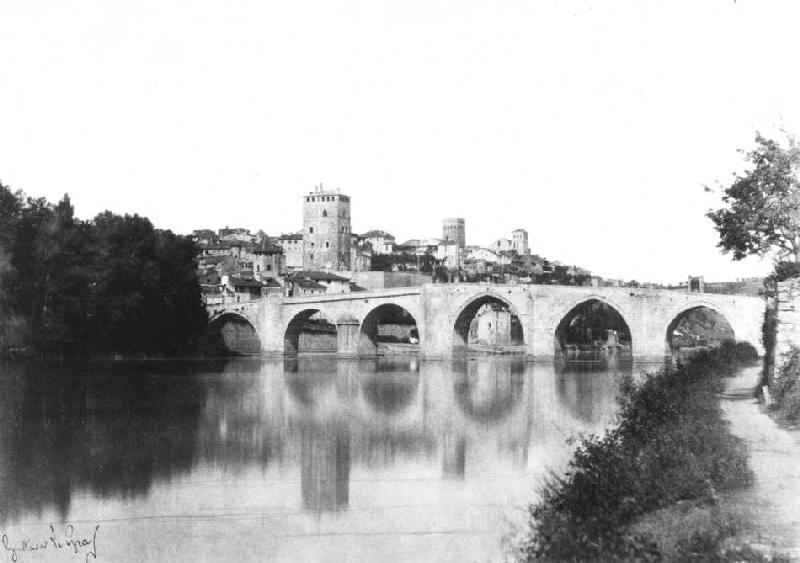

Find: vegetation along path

[508,347,800,561]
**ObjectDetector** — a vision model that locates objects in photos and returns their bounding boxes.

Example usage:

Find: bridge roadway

[206,283,765,358]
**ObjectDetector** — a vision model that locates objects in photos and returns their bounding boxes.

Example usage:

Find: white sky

[1,0,799,284]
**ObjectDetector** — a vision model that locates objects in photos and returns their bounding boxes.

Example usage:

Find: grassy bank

[512,341,761,561]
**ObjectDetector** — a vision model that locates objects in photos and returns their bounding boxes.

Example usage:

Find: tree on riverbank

[0,182,206,356]
[707,133,800,263]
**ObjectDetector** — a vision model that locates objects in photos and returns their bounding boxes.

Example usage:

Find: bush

[513,342,757,561]
[772,347,800,424]
[762,306,778,388]
[717,339,759,367]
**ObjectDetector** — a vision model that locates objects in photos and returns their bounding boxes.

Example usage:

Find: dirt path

[721,365,800,559]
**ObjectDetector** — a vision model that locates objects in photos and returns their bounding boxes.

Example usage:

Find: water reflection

[452,358,525,423]
[0,361,207,523]
[0,356,629,531]
[555,354,632,423]
[301,426,350,511]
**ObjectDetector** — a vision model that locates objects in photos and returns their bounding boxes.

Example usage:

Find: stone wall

[344,271,430,291]
[774,278,800,368]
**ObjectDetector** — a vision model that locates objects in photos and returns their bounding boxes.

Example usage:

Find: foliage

[0,182,206,356]
[370,252,435,273]
[760,261,800,388]
[513,342,757,561]
[772,260,800,282]
[707,133,800,262]
[761,304,778,388]
[772,347,800,424]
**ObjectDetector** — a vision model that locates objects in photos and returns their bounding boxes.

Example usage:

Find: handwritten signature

[1,524,99,562]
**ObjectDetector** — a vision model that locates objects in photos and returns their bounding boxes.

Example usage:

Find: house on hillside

[285,270,351,296]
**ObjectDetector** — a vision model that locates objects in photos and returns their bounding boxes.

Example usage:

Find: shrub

[762,305,778,388]
[513,342,756,561]
[717,339,759,367]
[772,347,800,424]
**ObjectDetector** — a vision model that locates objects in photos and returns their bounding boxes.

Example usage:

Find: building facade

[442,218,466,249]
[277,232,304,270]
[302,185,352,271]
[489,238,514,253]
[361,230,395,254]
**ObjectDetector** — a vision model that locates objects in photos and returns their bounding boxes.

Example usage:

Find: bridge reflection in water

[0,356,639,562]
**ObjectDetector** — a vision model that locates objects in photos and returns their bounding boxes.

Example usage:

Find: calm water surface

[0,356,653,562]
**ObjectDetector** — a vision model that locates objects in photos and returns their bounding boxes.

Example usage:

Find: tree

[707,133,800,262]
[0,183,206,356]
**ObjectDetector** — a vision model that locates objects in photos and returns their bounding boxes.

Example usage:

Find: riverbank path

[722,366,800,559]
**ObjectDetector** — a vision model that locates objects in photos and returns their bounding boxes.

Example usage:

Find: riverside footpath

[722,365,800,559]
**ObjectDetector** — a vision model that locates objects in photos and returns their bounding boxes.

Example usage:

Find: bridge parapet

[283,286,422,305]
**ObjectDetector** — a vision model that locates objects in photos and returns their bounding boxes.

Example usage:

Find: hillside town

[193,185,765,307]
[193,185,600,305]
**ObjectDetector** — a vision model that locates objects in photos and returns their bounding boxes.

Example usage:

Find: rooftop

[229,277,264,288]
[295,279,326,290]
[278,232,303,241]
[306,183,348,197]
[362,229,395,239]
[249,241,283,254]
[288,270,350,282]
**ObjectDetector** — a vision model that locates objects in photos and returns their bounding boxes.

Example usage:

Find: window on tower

[323,210,328,217]
[309,226,314,234]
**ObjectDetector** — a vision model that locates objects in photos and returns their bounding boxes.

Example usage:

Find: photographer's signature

[1,524,99,562]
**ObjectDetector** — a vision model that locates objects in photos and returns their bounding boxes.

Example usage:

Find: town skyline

[3,1,798,283]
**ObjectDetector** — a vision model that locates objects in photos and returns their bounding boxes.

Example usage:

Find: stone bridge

[205,283,765,358]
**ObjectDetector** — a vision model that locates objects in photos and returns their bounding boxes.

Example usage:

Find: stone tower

[512,228,529,255]
[302,184,352,271]
[442,218,466,249]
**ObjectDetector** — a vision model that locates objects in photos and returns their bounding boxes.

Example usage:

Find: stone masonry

[206,283,765,359]
[775,278,800,364]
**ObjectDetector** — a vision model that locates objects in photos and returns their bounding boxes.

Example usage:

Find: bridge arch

[665,301,735,354]
[359,303,420,355]
[284,309,338,354]
[204,312,261,355]
[452,291,525,354]
[553,295,632,356]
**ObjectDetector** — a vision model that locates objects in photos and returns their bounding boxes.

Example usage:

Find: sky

[1,0,799,284]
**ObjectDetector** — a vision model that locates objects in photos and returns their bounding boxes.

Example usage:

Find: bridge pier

[336,316,362,357]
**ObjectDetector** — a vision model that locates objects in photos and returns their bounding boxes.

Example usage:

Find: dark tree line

[0,183,207,356]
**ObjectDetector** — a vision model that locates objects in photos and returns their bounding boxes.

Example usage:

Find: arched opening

[666,306,734,354]
[359,304,419,355]
[452,294,525,354]
[284,309,338,354]
[452,358,525,424]
[554,299,631,357]
[203,313,261,355]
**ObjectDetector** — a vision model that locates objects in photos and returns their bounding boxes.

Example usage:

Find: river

[0,355,656,562]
